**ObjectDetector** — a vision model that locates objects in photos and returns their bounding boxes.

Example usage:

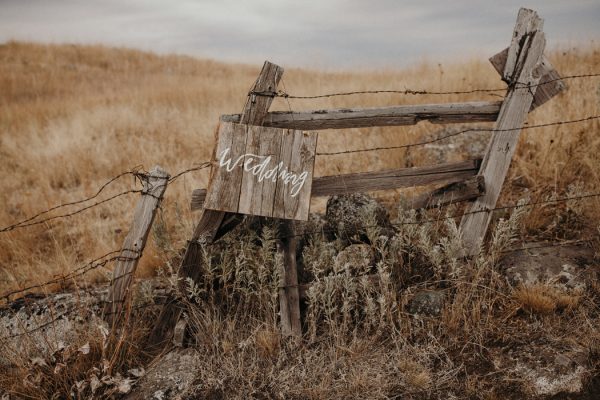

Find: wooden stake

[277,220,302,337]
[459,8,546,255]
[148,61,284,348]
[104,166,169,325]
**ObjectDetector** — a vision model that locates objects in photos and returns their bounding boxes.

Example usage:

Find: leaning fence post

[459,8,547,256]
[148,61,284,348]
[104,165,169,324]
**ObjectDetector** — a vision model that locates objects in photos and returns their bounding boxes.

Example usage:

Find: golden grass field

[1,41,599,295]
[1,41,600,399]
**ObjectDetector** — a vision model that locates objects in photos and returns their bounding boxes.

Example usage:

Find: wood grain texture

[242,62,284,125]
[312,159,481,197]
[286,132,317,219]
[490,48,564,110]
[271,130,318,220]
[190,159,482,210]
[276,221,302,336]
[409,175,485,210]
[238,124,282,216]
[203,122,248,212]
[104,166,169,324]
[502,9,544,84]
[221,101,502,130]
[205,123,317,221]
[459,8,547,256]
[148,61,284,349]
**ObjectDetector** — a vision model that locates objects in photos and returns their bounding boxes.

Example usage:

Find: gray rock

[325,193,392,242]
[0,290,103,359]
[0,280,168,358]
[126,348,202,400]
[407,290,445,317]
[492,345,589,397]
[333,244,375,274]
[501,244,596,291]
[405,125,492,166]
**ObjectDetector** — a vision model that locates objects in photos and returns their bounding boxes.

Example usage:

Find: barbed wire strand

[168,162,211,183]
[2,193,596,341]
[0,190,144,233]
[0,249,141,301]
[0,163,212,234]
[317,114,600,156]
[0,169,148,233]
[278,191,600,241]
[252,72,600,99]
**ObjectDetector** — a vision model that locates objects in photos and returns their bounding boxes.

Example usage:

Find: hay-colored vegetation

[1,41,599,293]
[0,41,599,398]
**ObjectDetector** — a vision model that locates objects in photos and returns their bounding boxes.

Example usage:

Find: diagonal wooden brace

[459,8,563,256]
[147,61,285,348]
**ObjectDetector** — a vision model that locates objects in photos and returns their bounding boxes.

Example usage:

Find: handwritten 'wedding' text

[218,147,308,197]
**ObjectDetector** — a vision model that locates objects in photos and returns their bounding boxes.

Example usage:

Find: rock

[0,280,168,357]
[126,348,201,400]
[333,244,375,274]
[501,244,596,291]
[407,290,445,317]
[325,193,392,242]
[492,345,589,397]
[0,290,103,358]
[407,125,492,166]
[303,213,328,235]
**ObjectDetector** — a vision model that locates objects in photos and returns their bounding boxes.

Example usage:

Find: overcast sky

[1,0,598,69]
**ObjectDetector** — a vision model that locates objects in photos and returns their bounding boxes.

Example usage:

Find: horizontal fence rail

[222,101,503,130]
[191,159,483,210]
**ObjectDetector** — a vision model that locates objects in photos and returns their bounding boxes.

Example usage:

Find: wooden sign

[204,122,318,221]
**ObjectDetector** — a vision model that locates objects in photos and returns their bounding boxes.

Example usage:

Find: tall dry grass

[0,40,599,298]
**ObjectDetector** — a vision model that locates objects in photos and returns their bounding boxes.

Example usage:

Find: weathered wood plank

[221,101,502,130]
[277,220,302,336]
[242,62,284,125]
[104,166,169,325]
[490,49,564,110]
[148,61,284,349]
[408,175,485,210]
[460,8,546,256]
[273,129,296,220]
[286,132,318,219]
[238,124,282,216]
[203,123,248,212]
[502,8,544,84]
[190,159,482,210]
[269,130,318,220]
[205,123,317,221]
[312,159,481,197]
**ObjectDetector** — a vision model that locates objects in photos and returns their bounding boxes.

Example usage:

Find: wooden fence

[99,8,564,347]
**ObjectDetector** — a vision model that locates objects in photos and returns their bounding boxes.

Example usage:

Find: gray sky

[1,0,599,69]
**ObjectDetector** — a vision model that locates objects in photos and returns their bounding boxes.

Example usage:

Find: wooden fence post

[459,8,546,255]
[277,220,302,336]
[148,61,285,347]
[104,165,169,324]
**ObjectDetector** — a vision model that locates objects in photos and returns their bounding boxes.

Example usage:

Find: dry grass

[0,41,599,398]
[1,41,599,295]
[513,284,581,314]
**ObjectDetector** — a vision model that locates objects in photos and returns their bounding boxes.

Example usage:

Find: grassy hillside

[1,41,600,399]
[1,41,598,295]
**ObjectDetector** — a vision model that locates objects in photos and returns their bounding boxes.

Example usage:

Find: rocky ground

[2,190,598,398]
[1,131,599,398]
